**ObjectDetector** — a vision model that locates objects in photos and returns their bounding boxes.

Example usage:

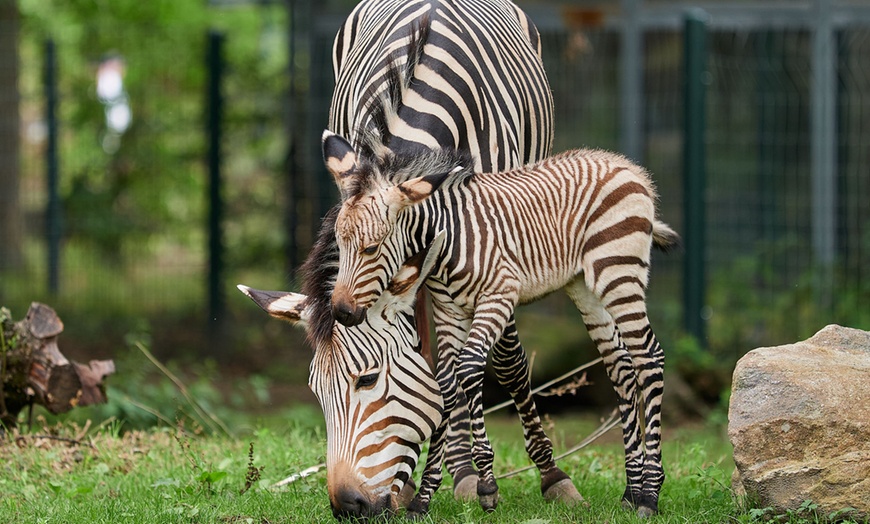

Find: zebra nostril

[350,306,367,326]
[332,301,356,326]
[333,486,371,518]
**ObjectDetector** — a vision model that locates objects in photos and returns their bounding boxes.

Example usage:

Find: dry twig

[134,342,230,437]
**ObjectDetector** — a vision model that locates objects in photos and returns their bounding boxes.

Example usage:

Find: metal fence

[1,0,868,361]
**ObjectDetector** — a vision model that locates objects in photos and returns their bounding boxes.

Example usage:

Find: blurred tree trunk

[0,1,23,271]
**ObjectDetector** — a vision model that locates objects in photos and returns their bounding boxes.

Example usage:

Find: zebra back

[329,0,554,173]
[328,146,679,314]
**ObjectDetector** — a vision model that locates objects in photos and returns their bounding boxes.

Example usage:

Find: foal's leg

[431,309,477,501]
[407,345,463,517]
[600,282,665,516]
[421,294,477,501]
[454,296,521,512]
[566,280,646,510]
[608,301,665,517]
[491,315,583,504]
[442,388,478,500]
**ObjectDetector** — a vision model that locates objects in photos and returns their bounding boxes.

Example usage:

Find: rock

[728,325,870,520]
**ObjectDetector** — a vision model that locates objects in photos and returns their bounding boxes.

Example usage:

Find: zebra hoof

[397,478,417,508]
[477,480,499,512]
[405,496,429,519]
[543,478,585,506]
[621,493,658,518]
[453,473,478,502]
[479,492,498,512]
[636,505,658,518]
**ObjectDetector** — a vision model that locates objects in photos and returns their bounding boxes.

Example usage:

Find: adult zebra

[325,142,679,517]
[239,225,446,519]
[328,0,553,173]
[240,0,562,519]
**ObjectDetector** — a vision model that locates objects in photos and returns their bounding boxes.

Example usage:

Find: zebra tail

[652,220,681,253]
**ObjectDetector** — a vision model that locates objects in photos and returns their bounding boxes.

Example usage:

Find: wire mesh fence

[0,1,868,367]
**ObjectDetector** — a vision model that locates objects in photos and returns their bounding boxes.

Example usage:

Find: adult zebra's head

[323,131,462,328]
[237,232,446,520]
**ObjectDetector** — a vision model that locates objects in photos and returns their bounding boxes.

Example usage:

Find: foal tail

[652,220,681,253]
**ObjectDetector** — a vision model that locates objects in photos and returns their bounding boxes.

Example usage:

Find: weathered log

[1,303,115,429]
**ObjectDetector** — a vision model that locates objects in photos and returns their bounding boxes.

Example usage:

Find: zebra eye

[355,372,379,389]
[361,244,378,256]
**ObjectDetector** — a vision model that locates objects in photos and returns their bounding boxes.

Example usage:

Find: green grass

[1,409,752,524]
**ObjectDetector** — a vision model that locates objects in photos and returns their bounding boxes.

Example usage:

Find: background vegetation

[1,0,869,431]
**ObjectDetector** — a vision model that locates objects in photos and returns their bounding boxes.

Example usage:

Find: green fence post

[206,31,225,326]
[682,10,708,345]
[45,39,60,296]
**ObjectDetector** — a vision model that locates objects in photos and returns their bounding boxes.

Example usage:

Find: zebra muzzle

[331,485,393,520]
[332,296,367,327]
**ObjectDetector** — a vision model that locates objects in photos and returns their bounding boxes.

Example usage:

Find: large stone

[728,325,870,519]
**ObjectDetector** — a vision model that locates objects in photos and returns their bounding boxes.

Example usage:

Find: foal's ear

[380,230,446,319]
[322,130,358,198]
[237,285,310,327]
[384,168,456,209]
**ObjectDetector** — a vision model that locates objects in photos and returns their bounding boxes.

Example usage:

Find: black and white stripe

[329,0,552,174]
[238,216,447,520]
[312,0,557,518]
[329,145,679,516]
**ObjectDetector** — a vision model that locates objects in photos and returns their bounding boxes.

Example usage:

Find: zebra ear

[322,130,358,197]
[237,285,310,327]
[381,231,446,318]
[385,170,451,209]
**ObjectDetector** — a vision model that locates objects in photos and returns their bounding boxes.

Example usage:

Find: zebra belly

[515,266,584,305]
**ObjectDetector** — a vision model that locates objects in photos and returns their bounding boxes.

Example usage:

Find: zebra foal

[327,138,680,516]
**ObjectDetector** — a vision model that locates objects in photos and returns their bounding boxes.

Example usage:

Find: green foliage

[739,500,866,524]
[2,413,751,523]
[18,0,288,267]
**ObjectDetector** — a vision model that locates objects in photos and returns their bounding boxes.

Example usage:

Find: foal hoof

[543,478,585,506]
[636,503,659,518]
[621,495,658,518]
[477,480,499,512]
[397,479,417,509]
[478,492,499,512]
[406,496,429,519]
[453,473,478,502]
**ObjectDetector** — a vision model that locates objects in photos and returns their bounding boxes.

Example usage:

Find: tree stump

[1,303,115,429]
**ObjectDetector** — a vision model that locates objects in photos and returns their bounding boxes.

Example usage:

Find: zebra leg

[566,281,646,511]
[407,350,461,517]
[433,308,478,501]
[598,281,665,516]
[637,328,665,516]
[456,298,519,512]
[622,323,665,516]
[442,388,478,501]
[491,316,583,505]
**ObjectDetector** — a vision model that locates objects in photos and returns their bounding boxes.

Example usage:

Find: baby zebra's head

[238,232,446,520]
[323,130,461,327]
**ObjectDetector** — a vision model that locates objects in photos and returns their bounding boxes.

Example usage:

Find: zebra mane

[379,146,474,184]
[357,13,431,161]
[299,205,341,349]
[344,145,474,202]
